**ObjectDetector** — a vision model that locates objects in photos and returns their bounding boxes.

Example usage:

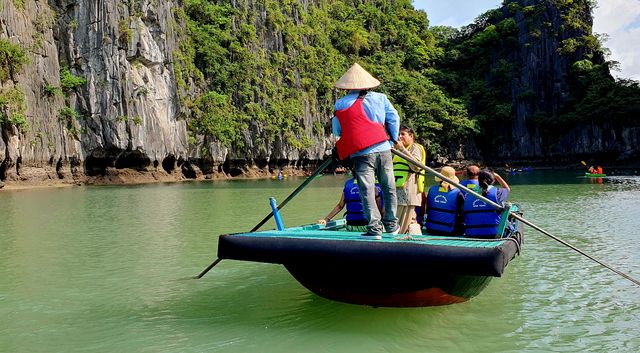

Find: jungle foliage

[177,0,474,151]
[435,0,640,133]
[176,0,639,153]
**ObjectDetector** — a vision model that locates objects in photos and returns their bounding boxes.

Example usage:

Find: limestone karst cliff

[1,0,192,183]
[0,0,637,186]
[0,0,333,185]
[439,0,640,164]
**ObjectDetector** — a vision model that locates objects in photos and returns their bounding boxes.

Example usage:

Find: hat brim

[334,63,381,90]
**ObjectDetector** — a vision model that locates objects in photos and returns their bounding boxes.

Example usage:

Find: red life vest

[334,93,389,160]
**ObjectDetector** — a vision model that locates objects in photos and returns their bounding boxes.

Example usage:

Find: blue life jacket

[343,178,367,225]
[463,186,501,238]
[460,179,480,197]
[425,185,461,234]
[343,178,382,225]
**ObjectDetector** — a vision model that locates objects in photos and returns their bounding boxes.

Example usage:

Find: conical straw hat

[334,63,381,90]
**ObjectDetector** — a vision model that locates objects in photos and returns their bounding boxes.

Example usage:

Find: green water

[1,170,639,353]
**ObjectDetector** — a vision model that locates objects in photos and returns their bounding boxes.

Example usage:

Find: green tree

[0,39,29,82]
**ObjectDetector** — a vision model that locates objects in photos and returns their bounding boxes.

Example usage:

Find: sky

[413,0,640,81]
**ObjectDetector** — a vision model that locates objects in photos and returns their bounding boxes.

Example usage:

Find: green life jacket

[393,143,426,193]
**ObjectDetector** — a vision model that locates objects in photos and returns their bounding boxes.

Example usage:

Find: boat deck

[236,223,507,248]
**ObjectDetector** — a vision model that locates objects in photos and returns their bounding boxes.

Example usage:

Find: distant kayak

[585,173,606,178]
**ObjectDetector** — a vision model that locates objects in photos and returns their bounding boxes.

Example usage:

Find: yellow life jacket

[393,143,427,193]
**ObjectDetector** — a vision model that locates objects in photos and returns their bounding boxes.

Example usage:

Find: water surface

[1,170,639,352]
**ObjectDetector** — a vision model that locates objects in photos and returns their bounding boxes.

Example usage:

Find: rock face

[0,0,333,185]
[0,0,190,183]
[1,1,72,182]
[490,0,640,163]
[55,0,190,174]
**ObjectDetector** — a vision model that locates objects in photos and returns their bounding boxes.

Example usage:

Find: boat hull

[286,263,493,307]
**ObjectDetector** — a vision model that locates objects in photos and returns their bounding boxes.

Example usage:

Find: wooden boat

[585,172,606,177]
[217,204,524,307]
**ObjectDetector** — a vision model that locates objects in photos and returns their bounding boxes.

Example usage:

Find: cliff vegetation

[0,0,638,186]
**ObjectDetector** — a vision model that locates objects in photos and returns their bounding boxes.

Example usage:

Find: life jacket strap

[464,209,500,214]
[426,219,454,226]
[428,207,457,214]
[465,224,499,229]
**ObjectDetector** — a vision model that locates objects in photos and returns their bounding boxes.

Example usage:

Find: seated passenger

[424,166,464,236]
[319,176,382,232]
[463,169,510,239]
[460,164,480,197]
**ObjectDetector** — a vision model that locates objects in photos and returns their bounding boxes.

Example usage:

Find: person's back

[424,166,463,236]
[331,63,400,239]
[463,169,510,239]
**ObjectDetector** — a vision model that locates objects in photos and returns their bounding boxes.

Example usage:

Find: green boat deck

[237,221,507,249]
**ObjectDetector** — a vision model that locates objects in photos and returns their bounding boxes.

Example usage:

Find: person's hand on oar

[581,161,596,173]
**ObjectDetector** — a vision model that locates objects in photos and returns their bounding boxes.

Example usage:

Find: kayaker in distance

[332,63,400,239]
[588,165,604,174]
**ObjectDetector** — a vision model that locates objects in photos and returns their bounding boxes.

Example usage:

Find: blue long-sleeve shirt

[332,90,400,157]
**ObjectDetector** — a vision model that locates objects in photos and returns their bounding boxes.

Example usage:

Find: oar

[391,148,640,287]
[581,160,590,172]
[509,213,640,286]
[194,157,334,279]
[249,157,333,232]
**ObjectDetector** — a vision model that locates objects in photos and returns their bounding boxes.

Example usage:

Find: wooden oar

[391,148,640,287]
[194,157,333,279]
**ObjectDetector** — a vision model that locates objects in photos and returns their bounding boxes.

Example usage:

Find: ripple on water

[1,177,639,352]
